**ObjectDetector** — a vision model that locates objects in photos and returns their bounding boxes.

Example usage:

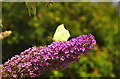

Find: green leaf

[25,2,36,16]
[53,24,70,41]
[0,19,3,27]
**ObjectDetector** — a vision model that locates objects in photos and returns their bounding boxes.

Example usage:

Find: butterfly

[53,24,70,42]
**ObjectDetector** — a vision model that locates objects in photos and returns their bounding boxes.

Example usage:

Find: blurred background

[2,2,119,78]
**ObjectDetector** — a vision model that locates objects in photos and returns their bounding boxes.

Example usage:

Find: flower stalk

[0,33,96,78]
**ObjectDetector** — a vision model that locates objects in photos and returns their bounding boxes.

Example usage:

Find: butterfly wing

[53,24,70,41]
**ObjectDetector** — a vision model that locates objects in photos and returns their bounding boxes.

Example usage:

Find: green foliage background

[2,2,119,78]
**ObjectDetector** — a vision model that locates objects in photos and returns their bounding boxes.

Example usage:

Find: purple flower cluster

[0,33,96,78]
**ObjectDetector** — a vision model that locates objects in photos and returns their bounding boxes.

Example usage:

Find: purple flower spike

[0,33,96,78]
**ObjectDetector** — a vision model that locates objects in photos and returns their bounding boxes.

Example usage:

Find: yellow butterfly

[53,24,70,42]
